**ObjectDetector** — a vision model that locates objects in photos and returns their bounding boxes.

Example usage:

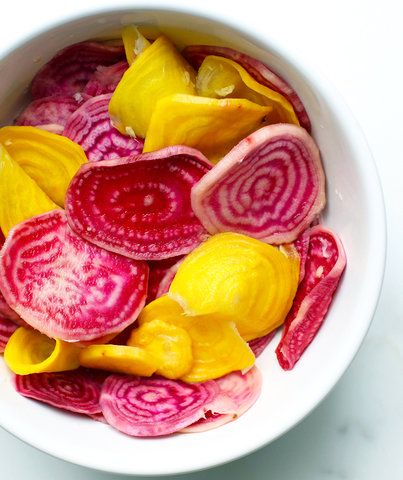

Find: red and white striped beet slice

[66,146,212,260]
[191,124,325,244]
[31,42,125,99]
[14,370,107,415]
[182,367,262,433]
[147,256,184,303]
[100,375,220,437]
[63,93,143,162]
[276,226,346,370]
[294,228,312,284]
[0,210,148,341]
[0,315,18,352]
[248,331,276,358]
[84,61,129,96]
[183,45,311,131]
[15,95,82,127]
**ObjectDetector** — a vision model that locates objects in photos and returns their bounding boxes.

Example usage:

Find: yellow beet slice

[0,144,59,236]
[122,25,151,64]
[169,233,298,341]
[143,94,271,163]
[128,319,193,379]
[109,36,196,138]
[0,126,87,207]
[4,327,81,375]
[138,295,183,325]
[196,55,299,126]
[79,344,158,376]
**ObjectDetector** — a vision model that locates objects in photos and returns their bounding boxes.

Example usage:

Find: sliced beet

[183,44,311,131]
[182,367,262,433]
[0,315,18,353]
[66,146,212,260]
[276,226,346,370]
[0,210,148,342]
[31,42,125,99]
[147,256,184,303]
[15,95,82,127]
[0,293,21,324]
[191,124,325,244]
[294,228,311,283]
[14,369,107,415]
[63,93,143,162]
[100,375,220,437]
[84,61,129,96]
[248,331,276,358]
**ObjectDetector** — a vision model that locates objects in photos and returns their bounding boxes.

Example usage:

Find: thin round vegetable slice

[0,210,148,342]
[183,44,311,131]
[0,315,18,353]
[14,369,107,415]
[182,367,262,433]
[191,124,325,244]
[248,331,276,358]
[31,41,125,99]
[83,61,129,96]
[100,375,219,436]
[66,146,211,260]
[147,256,183,303]
[276,226,347,370]
[63,94,143,162]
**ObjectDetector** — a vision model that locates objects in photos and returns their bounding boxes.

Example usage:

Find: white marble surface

[1,0,402,478]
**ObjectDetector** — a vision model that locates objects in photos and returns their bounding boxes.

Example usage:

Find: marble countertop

[1,0,402,478]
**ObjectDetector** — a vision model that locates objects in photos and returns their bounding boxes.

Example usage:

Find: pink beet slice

[84,61,129,96]
[15,95,82,127]
[248,331,276,358]
[66,146,212,260]
[0,210,148,342]
[100,375,220,437]
[276,226,346,370]
[294,228,311,284]
[183,44,311,131]
[147,256,183,303]
[182,367,262,433]
[0,315,18,352]
[63,93,143,162]
[191,124,325,244]
[31,42,125,99]
[14,369,107,415]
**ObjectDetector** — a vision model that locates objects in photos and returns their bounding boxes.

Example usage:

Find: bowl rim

[0,3,387,476]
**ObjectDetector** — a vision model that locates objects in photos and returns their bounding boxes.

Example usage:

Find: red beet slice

[183,44,311,131]
[0,210,148,342]
[31,42,125,99]
[14,369,107,415]
[15,95,82,127]
[294,228,311,284]
[63,93,143,162]
[147,256,183,303]
[248,331,276,358]
[84,61,129,96]
[0,315,18,353]
[182,367,262,433]
[100,375,220,437]
[66,146,212,260]
[191,124,325,244]
[276,226,346,370]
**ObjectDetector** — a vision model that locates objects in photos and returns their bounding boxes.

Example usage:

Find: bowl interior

[0,7,385,476]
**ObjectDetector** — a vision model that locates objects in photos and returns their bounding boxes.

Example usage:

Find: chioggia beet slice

[182,367,262,433]
[63,93,143,162]
[14,369,107,416]
[183,45,311,131]
[15,95,82,128]
[100,375,220,437]
[294,228,312,283]
[147,256,183,303]
[276,226,346,370]
[66,146,212,260]
[84,61,129,96]
[248,331,276,358]
[191,124,325,244]
[0,210,148,341]
[0,315,18,353]
[31,42,125,99]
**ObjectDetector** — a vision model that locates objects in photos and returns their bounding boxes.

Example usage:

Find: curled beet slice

[100,375,219,437]
[0,315,18,352]
[66,146,212,260]
[63,93,143,162]
[191,124,325,244]
[294,228,311,283]
[147,256,183,303]
[31,42,125,99]
[182,367,262,433]
[84,61,129,96]
[183,44,310,131]
[0,210,148,341]
[14,369,107,415]
[276,226,346,370]
[15,95,82,128]
[248,331,276,358]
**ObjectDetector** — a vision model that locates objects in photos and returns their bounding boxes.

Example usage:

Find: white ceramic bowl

[0,6,385,476]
